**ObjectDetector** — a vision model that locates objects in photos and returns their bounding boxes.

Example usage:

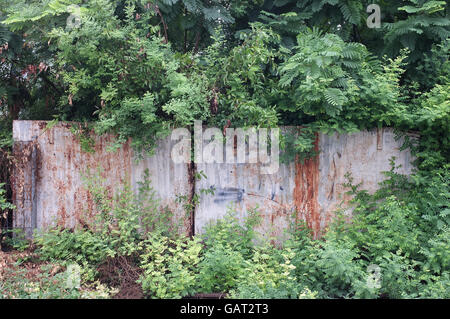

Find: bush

[230,246,307,299]
[202,209,262,258]
[0,262,116,299]
[138,234,202,299]
[33,168,179,295]
[197,243,246,294]
[22,163,450,299]
[35,227,112,266]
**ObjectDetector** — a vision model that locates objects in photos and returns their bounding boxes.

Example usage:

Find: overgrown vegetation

[1,0,448,151]
[1,163,448,299]
[0,0,448,299]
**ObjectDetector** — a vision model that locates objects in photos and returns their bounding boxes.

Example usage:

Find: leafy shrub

[138,234,202,299]
[0,263,116,299]
[197,242,246,294]
[421,226,450,274]
[81,168,179,253]
[199,24,281,129]
[230,246,305,299]
[34,168,178,289]
[2,228,29,251]
[0,182,13,212]
[0,264,79,299]
[202,208,262,258]
[279,160,450,299]
[35,227,112,266]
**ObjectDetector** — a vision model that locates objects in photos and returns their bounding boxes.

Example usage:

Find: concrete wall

[12,121,191,237]
[12,121,414,238]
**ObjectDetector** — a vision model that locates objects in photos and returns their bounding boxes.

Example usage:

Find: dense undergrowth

[1,162,448,299]
[0,0,448,299]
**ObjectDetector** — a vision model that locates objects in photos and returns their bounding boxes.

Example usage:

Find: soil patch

[97,255,144,299]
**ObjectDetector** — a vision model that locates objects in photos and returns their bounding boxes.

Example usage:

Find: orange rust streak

[293,133,320,239]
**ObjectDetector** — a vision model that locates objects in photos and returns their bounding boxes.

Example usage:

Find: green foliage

[31,166,192,297]
[421,227,450,274]
[275,29,408,155]
[83,168,180,244]
[0,182,13,211]
[250,1,449,82]
[138,208,263,298]
[2,0,447,163]
[331,166,448,298]
[155,0,235,52]
[0,182,14,246]
[0,262,116,299]
[34,167,178,270]
[138,234,202,298]
[9,165,450,299]
[58,0,208,152]
[35,227,112,266]
[1,0,449,300]
[230,245,307,299]
[279,28,361,117]
[199,24,281,128]
[279,28,406,128]
[276,160,450,299]
[196,242,246,293]
[349,196,424,260]
[408,39,449,91]
[383,0,449,64]
[3,0,212,152]
[397,81,450,172]
[2,228,29,251]
[0,263,81,299]
[202,208,262,258]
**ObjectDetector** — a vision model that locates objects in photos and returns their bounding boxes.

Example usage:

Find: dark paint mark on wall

[213,187,245,203]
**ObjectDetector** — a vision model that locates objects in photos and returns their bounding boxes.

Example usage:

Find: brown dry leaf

[50,265,62,276]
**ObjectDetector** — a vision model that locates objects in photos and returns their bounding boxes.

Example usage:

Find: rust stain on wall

[293,133,320,239]
[12,121,193,236]
[13,121,415,240]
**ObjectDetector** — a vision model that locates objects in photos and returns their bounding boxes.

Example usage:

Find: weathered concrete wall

[316,128,415,236]
[12,121,414,239]
[130,137,193,235]
[12,121,191,237]
[195,128,414,239]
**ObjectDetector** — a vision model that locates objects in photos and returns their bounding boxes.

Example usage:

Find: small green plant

[0,262,116,299]
[230,245,304,299]
[34,167,179,293]
[0,182,14,211]
[202,208,262,258]
[35,227,112,267]
[2,229,29,251]
[197,242,246,293]
[176,170,215,217]
[0,182,15,249]
[70,124,95,153]
[138,234,202,299]
[0,263,79,299]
